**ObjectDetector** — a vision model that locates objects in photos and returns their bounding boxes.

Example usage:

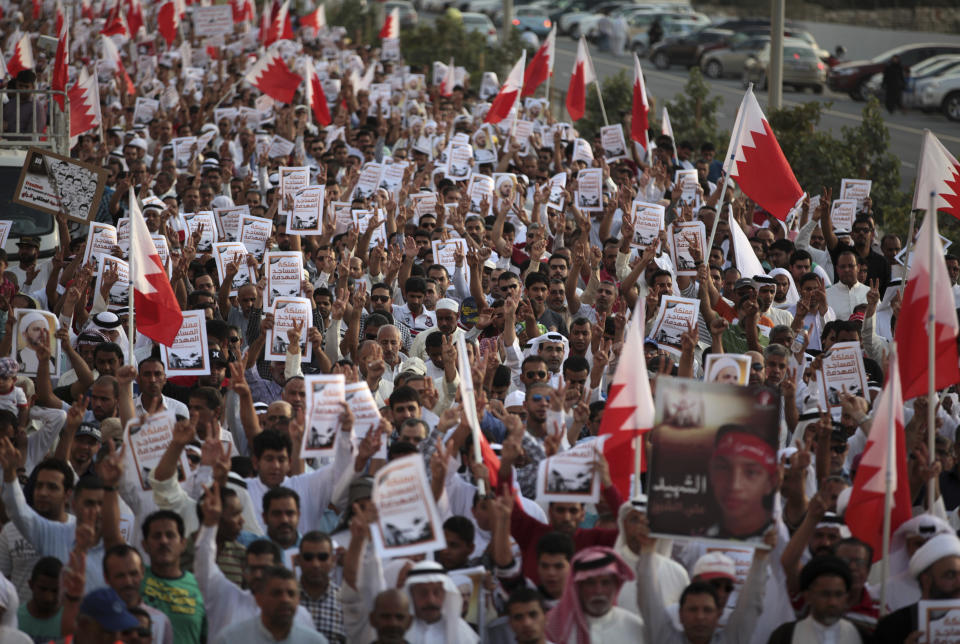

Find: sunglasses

[830,444,848,454]
[229,337,241,343]
[300,552,331,562]
[531,394,551,403]
[709,580,734,594]
[371,295,390,303]
[268,415,292,423]
[525,370,547,379]
[751,363,764,371]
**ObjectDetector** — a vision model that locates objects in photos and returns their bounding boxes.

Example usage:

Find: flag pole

[927,193,938,511]
[127,187,136,366]
[899,209,917,299]
[595,79,609,127]
[879,342,898,617]
[706,83,752,254]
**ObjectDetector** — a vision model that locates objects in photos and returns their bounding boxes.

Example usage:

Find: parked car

[559,0,621,37]
[699,34,770,78]
[461,12,499,46]
[742,39,826,93]
[384,1,419,28]
[510,6,553,37]
[828,42,960,100]
[465,0,501,16]
[648,28,734,70]
[864,54,960,105]
[913,72,960,120]
[629,12,710,55]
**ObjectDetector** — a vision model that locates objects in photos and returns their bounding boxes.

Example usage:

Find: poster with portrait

[704,354,751,386]
[840,178,871,211]
[647,378,780,546]
[264,251,303,311]
[215,205,250,242]
[287,186,325,235]
[669,220,706,276]
[649,296,699,356]
[371,454,447,558]
[466,174,494,216]
[266,296,311,362]
[445,144,473,181]
[126,411,190,491]
[345,381,385,459]
[630,201,664,251]
[815,341,868,420]
[10,309,58,378]
[576,168,603,212]
[302,374,346,458]
[431,238,469,284]
[492,173,517,210]
[14,148,108,223]
[535,439,605,504]
[546,172,567,213]
[213,242,255,297]
[600,124,628,161]
[96,255,130,311]
[82,222,118,271]
[918,600,960,644]
[238,214,273,261]
[161,310,210,377]
[278,166,310,218]
[829,199,857,234]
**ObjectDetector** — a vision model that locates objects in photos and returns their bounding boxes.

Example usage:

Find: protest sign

[96,255,130,311]
[345,381,385,459]
[192,5,233,37]
[214,205,250,242]
[380,162,406,196]
[411,193,438,220]
[353,162,383,201]
[171,137,197,169]
[14,148,107,223]
[279,166,311,218]
[572,138,593,164]
[829,199,857,234]
[512,120,534,155]
[669,221,706,276]
[11,309,58,378]
[352,209,387,246]
[815,341,868,419]
[467,174,494,216]
[264,251,304,311]
[370,455,447,558]
[704,354,751,386]
[546,172,567,212]
[82,223,118,271]
[479,72,499,100]
[649,296,699,356]
[630,201,664,250]
[268,135,295,159]
[132,97,159,125]
[115,218,130,258]
[918,600,960,643]
[184,211,217,252]
[303,374,346,458]
[432,238,469,284]
[647,378,780,546]
[288,186,325,235]
[600,124,628,161]
[213,242,255,297]
[840,178,871,211]
[0,221,11,250]
[577,168,603,212]
[705,546,754,609]
[126,411,188,491]
[265,297,312,361]
[675,169,700,206]
[239,214,273,261]
[536,440,604,504]
[445,144,473,181]
[161,310,210,377]
[152,234,171,276]
[330,201,354,235]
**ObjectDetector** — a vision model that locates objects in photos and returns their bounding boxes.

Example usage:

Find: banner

[815,340,868,419]
[535,439,605,504]
[303,374,346,458]
[161,310,210,377]
[265,296,312,361]
[649,296,699,356]
[370,455,447,558]
[126,411,188,490]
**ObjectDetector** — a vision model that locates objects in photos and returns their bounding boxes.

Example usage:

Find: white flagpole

[900,209,917,299]
[584,42,608,126]
[127,187,136,366]
[879,343,898,617]
[927,194,937,510]
[706,84,752,254]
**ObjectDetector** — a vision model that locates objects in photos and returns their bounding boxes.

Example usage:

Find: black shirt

[874,603,917,644]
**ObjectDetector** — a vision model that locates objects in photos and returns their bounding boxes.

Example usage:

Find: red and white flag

[483,51,525,124]
[264,0,293,46]
[845,347,911,560]
[597,297,655,499]
[245,47,303,104]
[722,87,803,221]
[231,0,255,23]
[157,1,179,47]
[125,0,144,39]
[914,129,960,220]
[52,30,69,110]
[31,0,40,20]
[895,206,960,400]
[129,188,183,346]
[566,36,596,122]
[6,34,34,79]
[631,53,650,149]
[67,67,102,138]
[300,5,326,34]
[522,25,555,98]
[304,65,331,127]
[101,4,128,38]
[379,7,399,40]
[439,58,456,97]
[55,0,67,38]
[100,35,135,96]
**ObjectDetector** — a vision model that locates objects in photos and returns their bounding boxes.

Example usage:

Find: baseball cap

[75,422,102,442]
[692,552,736,581]
[209,349,228,366]
[734,278,756,291]
[399,357,427,377]
[79,588,140,632]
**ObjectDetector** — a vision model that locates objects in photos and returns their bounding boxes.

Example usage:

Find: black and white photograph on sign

[647,378,780,545]
[445,144,472,181]
[670,220,706,276]
[288,186,325,234]
[630,201,664,250]
[161,310,210,377]
[546,172,567,212]
[11,309,58,378]
[264,251,304,310]
[371,455,446,558]
[96,256,130,311]
[14,148,107,223]
[704,354,751,386]
[278,166,310,217]
[576,168,603,212]
[536,439,605,504]
[840,178,871,210]
[82,222,118,271]
[600,124,628,161]
[472,126,497,165]
[239,214,273,261]
[649,296,700,356]
[266,297,312,362]
[815,340,869,419]
[493,173,517,207]
[303,374,346,457]
[214,205,249,242]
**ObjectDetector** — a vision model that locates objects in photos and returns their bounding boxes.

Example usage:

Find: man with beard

[368,589,412,644]
[876,534,960,643]
[10,236,51,295]
[407,298,463,362]
[133,357,189,418]
[756,276,794,327]
[768,556,862,643]
[214,567,326,644]
[402,560,478,643]
[782,492,848,598]
[103,544,174,644]
[262,487,302,565]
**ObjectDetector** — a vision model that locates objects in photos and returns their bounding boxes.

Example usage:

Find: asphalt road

[550,34,960,190]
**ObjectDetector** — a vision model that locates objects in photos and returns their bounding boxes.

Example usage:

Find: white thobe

[407,617,478,644]
[561,607,645,644]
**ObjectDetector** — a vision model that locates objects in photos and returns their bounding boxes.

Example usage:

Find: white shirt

[568,608,646,644]
[826,281,870,321]
[407,617,478,644]
[134,394,189,419]
[392,303,436,334]
[786,306,837,351]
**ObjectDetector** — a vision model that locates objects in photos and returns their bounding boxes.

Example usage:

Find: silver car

[742,40,826,93]
[700,34,770,79]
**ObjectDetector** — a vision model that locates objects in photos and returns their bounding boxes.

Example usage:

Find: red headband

[713,431,776,477]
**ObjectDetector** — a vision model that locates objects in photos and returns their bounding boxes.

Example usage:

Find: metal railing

[0,88,70,156]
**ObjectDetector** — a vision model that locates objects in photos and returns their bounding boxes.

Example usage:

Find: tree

[664,68,728,152]
[578,70,633,142]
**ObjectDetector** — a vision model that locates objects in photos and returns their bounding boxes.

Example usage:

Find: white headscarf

[890,514,953,577]
[84,312,131,363]
[769,268,799,308]
[525,332,570,365]
[403,561,464,643]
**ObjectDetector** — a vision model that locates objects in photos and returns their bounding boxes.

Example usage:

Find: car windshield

[872,44,915,63]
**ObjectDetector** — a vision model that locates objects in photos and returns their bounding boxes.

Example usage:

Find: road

[550,34,960,190]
